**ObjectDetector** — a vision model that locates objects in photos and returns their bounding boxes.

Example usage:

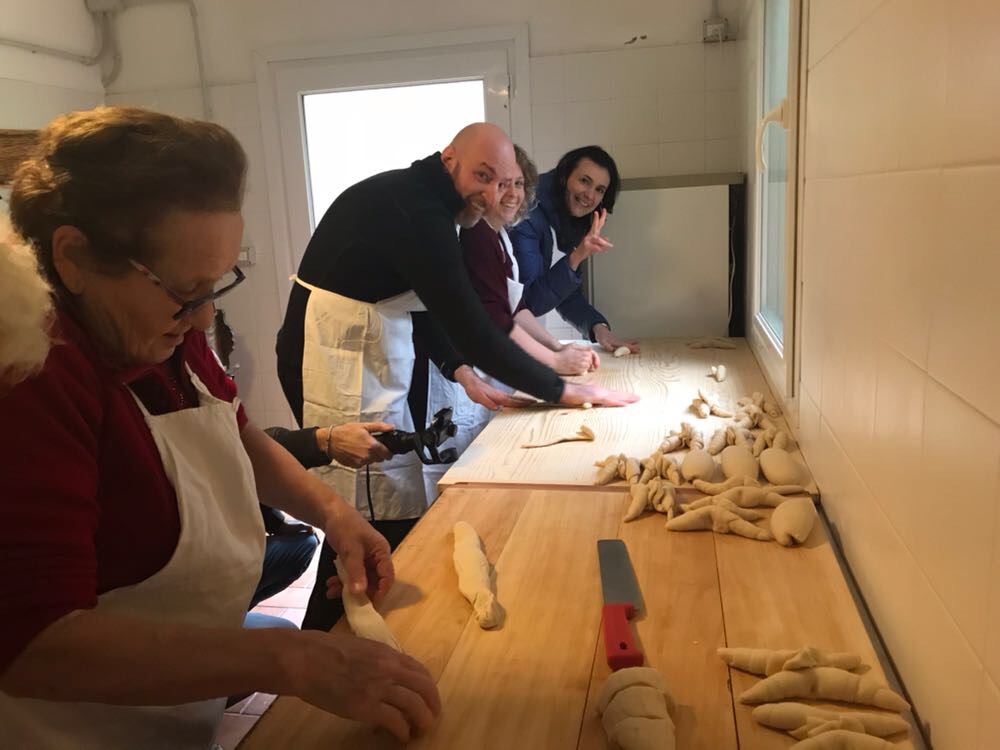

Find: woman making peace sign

[508,145,639,354]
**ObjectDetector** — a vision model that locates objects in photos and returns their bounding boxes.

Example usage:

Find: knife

[597,539,644,670]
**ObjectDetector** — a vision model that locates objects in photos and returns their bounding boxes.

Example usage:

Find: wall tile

[658,141,704,175]
[610,47,661,101]
[943,0,1000,164]
[704,40,740,91]
[807,0,887,69]
[981,673,1000,749]
[609,97,659,145]
[658,90,705,142]
[658,43,704,93]
[891,0,947,170]
[530,56,565,104]
[562,51,614,102]
[704,138,740,172]
[870,171,938,370]
[704,90,740,139]
[916,379,1000,661]
[610,144,661,179]
[804,2,899,178]
[531,102,566,153]
[928,166,1000,425]
[868,343,926,548]
[986,471,1000,686]
[564,100,614,145]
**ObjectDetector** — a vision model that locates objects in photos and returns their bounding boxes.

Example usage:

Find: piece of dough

[666,506,772,541]
[334,558,401,650]
[687,337,736,349]
[789,730,895,749]
[707,427,728,455]
[681,495,764,521]
[771,496,817,546]
[739,667,910,712]
[720,445,759,480]
[521,424,595,448]
[595,453,626,485]
[597,667,670,713]
[704,485,793,507]
[613,345,631,357]
[681,448,716,482]
[597,667,676,750]
[625,483,652,522]
[710,364,727,382]
[452,521,504,629]
[690,475,762,495]
[719,646,865,676]
[752,702,909,739]
[760,447,810,486]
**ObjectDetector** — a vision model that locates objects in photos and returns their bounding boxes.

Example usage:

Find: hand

[320,423,395,468]
[593,325,640,354]
[285,630,441,743]
[322,504,394,606]
[454,365,536,410]
[559,382,640,408]
[568,208,613,270]
[554,344,597,375]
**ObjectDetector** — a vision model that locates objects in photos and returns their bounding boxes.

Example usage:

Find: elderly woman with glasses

[0,107,438,748]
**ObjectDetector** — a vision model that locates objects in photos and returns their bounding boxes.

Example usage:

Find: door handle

[755,97,789,171]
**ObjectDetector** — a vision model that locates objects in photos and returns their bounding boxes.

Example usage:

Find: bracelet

[326,425,334,458]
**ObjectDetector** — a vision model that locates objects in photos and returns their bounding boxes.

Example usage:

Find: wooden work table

[240,338,915,749]
[439,337,816,493]
[241,489,916,749]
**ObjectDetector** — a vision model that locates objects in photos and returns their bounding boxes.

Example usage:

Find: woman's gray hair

[509,144,539,226]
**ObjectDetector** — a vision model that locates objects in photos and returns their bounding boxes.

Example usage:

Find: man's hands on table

[593,323,639,354]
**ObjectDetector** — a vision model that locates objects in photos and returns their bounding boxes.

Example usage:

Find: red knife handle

[602,603,644,670]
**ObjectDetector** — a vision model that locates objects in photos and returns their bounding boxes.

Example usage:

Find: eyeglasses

[128,258,246,320]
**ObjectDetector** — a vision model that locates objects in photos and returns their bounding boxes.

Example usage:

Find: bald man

[276,124,636,629]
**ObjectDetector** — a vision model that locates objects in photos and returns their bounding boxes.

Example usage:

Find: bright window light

[302,80,486,227]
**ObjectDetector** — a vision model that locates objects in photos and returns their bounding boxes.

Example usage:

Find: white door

[271,45,511,278]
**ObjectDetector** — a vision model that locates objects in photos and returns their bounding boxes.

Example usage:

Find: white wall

[0,0,104,129]
[105,0,751,427]
[794,2,1000,749]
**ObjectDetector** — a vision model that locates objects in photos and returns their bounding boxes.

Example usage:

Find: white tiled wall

[794,2,1000,747]
[529,42,744,176]
[531,41,745,339]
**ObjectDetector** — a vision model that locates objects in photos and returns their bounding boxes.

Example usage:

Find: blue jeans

[250,530,319,609]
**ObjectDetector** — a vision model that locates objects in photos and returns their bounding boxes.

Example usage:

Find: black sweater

[276,153,565,406]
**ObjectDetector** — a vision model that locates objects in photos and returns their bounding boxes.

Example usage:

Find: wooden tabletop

[240,486,913,750]
[438,337,816,492]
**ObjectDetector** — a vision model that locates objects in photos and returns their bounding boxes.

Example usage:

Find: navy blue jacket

[509,171,609,340]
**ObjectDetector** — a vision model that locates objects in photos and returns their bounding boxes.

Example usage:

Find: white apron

[295,276,427,521]
[424,228,521,501]
[0,367,265,749]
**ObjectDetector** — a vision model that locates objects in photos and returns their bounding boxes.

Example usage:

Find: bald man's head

[441,123,518,228]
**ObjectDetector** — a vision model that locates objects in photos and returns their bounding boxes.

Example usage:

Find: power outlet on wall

[703,17,730,43]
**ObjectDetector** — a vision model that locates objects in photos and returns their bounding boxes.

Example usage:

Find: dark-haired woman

[509,146,639,354]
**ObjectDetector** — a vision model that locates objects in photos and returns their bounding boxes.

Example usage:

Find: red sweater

[0,309,247,672]
[460,219,519,330]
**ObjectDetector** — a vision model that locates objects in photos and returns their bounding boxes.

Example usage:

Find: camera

[374,408,458,465]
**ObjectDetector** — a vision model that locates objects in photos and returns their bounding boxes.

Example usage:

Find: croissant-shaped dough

[752,702,909,739]
[771,496,817,546]
[680,496,764,521]
[720,445,759,480]
[719,646,865,676]
[594,453,626,485]
[789,730,895,749]
[666,506,772,540]
[760,447,810,486]
[691,475,762,495]
[597,667,676,750]
[335,558,401,650]
[452,522,504,629]
[681,448,716,482]
[740,667,910,712]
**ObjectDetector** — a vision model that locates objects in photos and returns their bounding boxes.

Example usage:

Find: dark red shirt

[0,309,247,672]
[460,219,518,331]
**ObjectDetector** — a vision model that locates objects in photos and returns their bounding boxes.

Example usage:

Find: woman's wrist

[315,427,331,457]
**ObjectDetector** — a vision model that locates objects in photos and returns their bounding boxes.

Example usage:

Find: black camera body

[374,408,459,465]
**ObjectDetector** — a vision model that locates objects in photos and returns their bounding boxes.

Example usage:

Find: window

[751,0,802,402]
